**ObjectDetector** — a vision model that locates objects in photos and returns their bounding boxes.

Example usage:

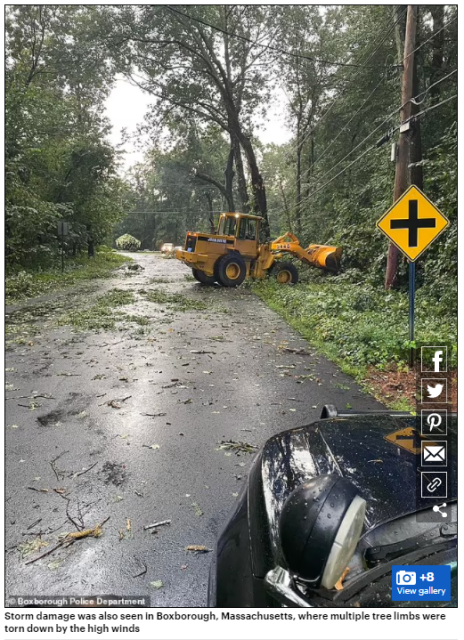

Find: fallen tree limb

[144,519,171,530]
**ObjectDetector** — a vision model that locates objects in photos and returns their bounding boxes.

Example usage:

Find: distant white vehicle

[160,242,174,254]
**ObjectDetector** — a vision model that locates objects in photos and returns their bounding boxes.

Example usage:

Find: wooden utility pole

[385,5,417,289]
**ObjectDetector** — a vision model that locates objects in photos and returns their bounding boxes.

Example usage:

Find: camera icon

[396,570,416,585]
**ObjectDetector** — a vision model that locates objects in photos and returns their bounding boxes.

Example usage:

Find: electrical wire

[404,93,457,123]
[306,73,388,170]
[125,93,457,222]
[295,70,457,204]
[123,210,229,215]
[285,7,455,167]
[285,7,406,159]
[165,5,391,69]
[404,13,457,62]
[409,69,457,106]
[286,93,457,213]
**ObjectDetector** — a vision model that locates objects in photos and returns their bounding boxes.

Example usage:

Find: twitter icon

[427,383,444,398]
[422,378,447,403]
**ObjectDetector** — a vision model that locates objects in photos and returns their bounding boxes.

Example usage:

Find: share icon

[432,503,448,518]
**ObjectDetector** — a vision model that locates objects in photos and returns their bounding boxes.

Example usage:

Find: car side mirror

[279,475,366,589]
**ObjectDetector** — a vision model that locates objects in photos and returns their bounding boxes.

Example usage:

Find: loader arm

[270,232,342,273]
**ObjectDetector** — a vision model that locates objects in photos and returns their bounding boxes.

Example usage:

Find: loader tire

[215,253,247,287]
[192,268,216,285]
[273,262,299,285]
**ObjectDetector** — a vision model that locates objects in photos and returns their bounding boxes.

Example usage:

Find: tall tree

[107,5,278,235]
[5,5,124,266]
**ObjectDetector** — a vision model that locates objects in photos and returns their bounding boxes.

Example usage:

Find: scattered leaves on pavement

[18,539,49,558]
[149,580,164,589]
[191,502,203,517]
[217,440,258,455]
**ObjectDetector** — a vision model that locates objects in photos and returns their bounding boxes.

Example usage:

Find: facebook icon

[432,350,443,372]
[422,346,447,373]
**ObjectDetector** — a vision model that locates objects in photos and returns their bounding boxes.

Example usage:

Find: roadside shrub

[115,234,141,251]
[5,271,35,300]
[254,279,457,371]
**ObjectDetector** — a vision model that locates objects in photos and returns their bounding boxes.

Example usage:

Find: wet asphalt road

[5,253,384,606]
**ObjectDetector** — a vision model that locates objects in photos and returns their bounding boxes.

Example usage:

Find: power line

[124,210,229,215]
[298,70,456,197]
[405,92,457,123]
[409,69,457,106]
[308,73,387,170]
[287,7,455,166]
[286,93,457,213]
[166,5,390,69]
[286,7,406,159]
[126,93,457,221]
[404,14,457,62]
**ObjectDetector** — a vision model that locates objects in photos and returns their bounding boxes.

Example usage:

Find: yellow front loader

[176,212,342,287]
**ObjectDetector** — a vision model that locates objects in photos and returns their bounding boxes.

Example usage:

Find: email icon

[421,441,447,466]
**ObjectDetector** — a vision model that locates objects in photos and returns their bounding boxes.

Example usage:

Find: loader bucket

[303,244,343,272]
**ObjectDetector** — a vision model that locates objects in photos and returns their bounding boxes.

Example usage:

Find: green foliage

[5,5,456,378]
[144,289,209,312]
[5,5,125,271]
[5,271,35,300]
[99,289,135,306]
[254,279,457,376]
[117,123,232,250]
[257,5,457,295]
[5,252,129,303]
[58,289,137,331]
[115,234,141,251]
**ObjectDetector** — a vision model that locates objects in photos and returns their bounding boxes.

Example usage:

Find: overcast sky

[105,76,293,173]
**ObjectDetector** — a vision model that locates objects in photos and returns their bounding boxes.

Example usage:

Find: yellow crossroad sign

[377,185,449,261]
[384,426,439,455]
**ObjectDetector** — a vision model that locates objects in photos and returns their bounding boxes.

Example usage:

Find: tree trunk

[231,133,249,213]
[295,122,303,236]
[224,144,235,212]
[279,179,292,232]
[86,224,94,258]
[204,192,216,232]
[237,132,270,239]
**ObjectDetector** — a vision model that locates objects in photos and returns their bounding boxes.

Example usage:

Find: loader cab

[217,213,263,258]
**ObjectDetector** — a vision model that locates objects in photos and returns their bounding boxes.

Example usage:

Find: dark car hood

[259,414,457,564]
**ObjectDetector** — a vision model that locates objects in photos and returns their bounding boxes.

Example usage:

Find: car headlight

[279,475,366,589]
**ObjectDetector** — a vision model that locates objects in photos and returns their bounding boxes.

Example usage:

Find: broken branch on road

[73,462,98,477]
[144,519,171,531]
[6,394,55,401]
[140,412,166,417]
[217,440,258,454]
[24,517,110,565]
[132,563,147,578]
[99,396,132,408]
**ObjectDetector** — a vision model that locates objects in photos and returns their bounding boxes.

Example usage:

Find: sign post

[377,185,449,367]
[57,222,69,273]
[408,261,415,366]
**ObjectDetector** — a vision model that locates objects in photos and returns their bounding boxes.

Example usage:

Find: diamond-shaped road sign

[377,185,449,261]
